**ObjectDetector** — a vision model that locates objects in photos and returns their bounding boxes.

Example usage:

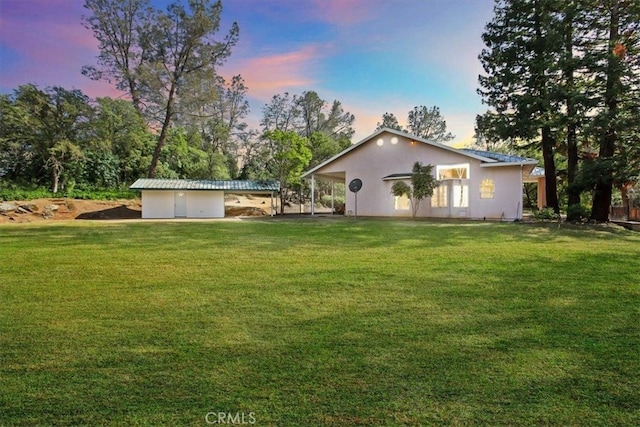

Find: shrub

[566,204,590,222]
[0,185,138,201]
[533,207,561,221]
[319,194,345,207]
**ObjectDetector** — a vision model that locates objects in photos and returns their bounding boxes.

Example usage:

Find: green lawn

[1,218,639,426]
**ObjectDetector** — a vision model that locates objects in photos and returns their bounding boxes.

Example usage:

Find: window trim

[480,179,495,199]
[436,163,470,180]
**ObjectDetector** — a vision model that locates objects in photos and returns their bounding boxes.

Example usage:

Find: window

[431,185,448,208]
[395,194,411,210]
[480,179,495,199]
[453,184,468,208]
[437,163,469,180]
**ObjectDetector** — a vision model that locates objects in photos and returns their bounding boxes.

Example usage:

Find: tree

[376,112,403,132]
[390,162,438,217]
[296,91,355,141]
[588,0,640,221]
[376,106,454,142]
[478,0,640,220]
[0,93,36,182]
[159,127,217,179]
[478,0,562,213]
[1,85,94,192]
[83,0,239,177]
[261,90,354,176]
[260,92,301,133]
[407,106,455,142]
[262,129,311,213]
[91,97,155,184]
[176,74,252,178]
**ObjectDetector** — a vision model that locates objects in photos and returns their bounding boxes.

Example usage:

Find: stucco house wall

[303,129,537,220]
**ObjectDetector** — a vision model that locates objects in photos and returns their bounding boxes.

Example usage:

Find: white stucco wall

[141,191,175,218]
[314,131,525,220]
[141,190,225,218]
[471,166,523,220]
[186,191,224,218]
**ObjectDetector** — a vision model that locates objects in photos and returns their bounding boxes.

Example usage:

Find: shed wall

[142,191,175,218]
[141,190,225,218]
[186,191,224,218]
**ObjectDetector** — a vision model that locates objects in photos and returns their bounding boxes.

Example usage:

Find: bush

[566,204,590,222]
[0,184,138,201]
[319,194,345,207]
[533,207,561,221]
[0,186,52,201]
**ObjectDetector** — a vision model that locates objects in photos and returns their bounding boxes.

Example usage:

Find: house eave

[480,161,538,168]
[301,128,501,179]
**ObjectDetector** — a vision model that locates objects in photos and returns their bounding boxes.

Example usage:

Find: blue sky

[0,0,496,145]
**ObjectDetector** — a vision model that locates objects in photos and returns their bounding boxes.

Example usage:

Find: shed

[129,179,280,219]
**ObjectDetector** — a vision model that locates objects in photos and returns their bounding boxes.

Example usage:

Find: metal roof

[462,149,537,164]
[130,179,280,193]
[529,167,545,177]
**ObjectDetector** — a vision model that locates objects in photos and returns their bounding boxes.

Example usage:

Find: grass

[1,218,639,426]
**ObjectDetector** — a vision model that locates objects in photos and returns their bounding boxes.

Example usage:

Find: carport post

[331,181,335,213]
[270,191,275,216]
[311,174,315,216]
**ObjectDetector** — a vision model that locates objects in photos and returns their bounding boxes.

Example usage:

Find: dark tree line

[1,0,356,200]
[477,0,640,221]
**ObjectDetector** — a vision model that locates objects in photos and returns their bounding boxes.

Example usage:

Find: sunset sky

[0,0,495,145]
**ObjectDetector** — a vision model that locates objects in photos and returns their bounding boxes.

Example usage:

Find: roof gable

[302,128,537,178]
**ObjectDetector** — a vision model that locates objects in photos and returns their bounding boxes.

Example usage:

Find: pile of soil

[0,199,142,224]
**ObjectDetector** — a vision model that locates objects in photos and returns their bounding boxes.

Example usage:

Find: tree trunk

[591,1,620,222]
[565,8,581,220]
[541,125,559,213]
[52,169,59,194]
[533,0,559,214]
[148,84,177,178]
[280,191,285,215]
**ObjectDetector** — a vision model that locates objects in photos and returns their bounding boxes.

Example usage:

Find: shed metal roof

[130,179,280,193]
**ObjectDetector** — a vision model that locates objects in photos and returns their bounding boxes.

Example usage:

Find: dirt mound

[0,199,142,224]
[0,195,275,223]
[225,206,269,217]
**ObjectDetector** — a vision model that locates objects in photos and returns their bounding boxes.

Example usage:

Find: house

[301,128,542,220]
[129,179,280,219]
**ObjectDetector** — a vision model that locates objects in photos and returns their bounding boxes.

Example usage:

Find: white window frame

[480,179,495,199]
[394,194,411,210]
[431,184,448,208]
[453,184,469,208]
[437,163,470,180]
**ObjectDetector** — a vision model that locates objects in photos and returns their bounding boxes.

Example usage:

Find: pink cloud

[223,45,323,101]
[310,0,378,25]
